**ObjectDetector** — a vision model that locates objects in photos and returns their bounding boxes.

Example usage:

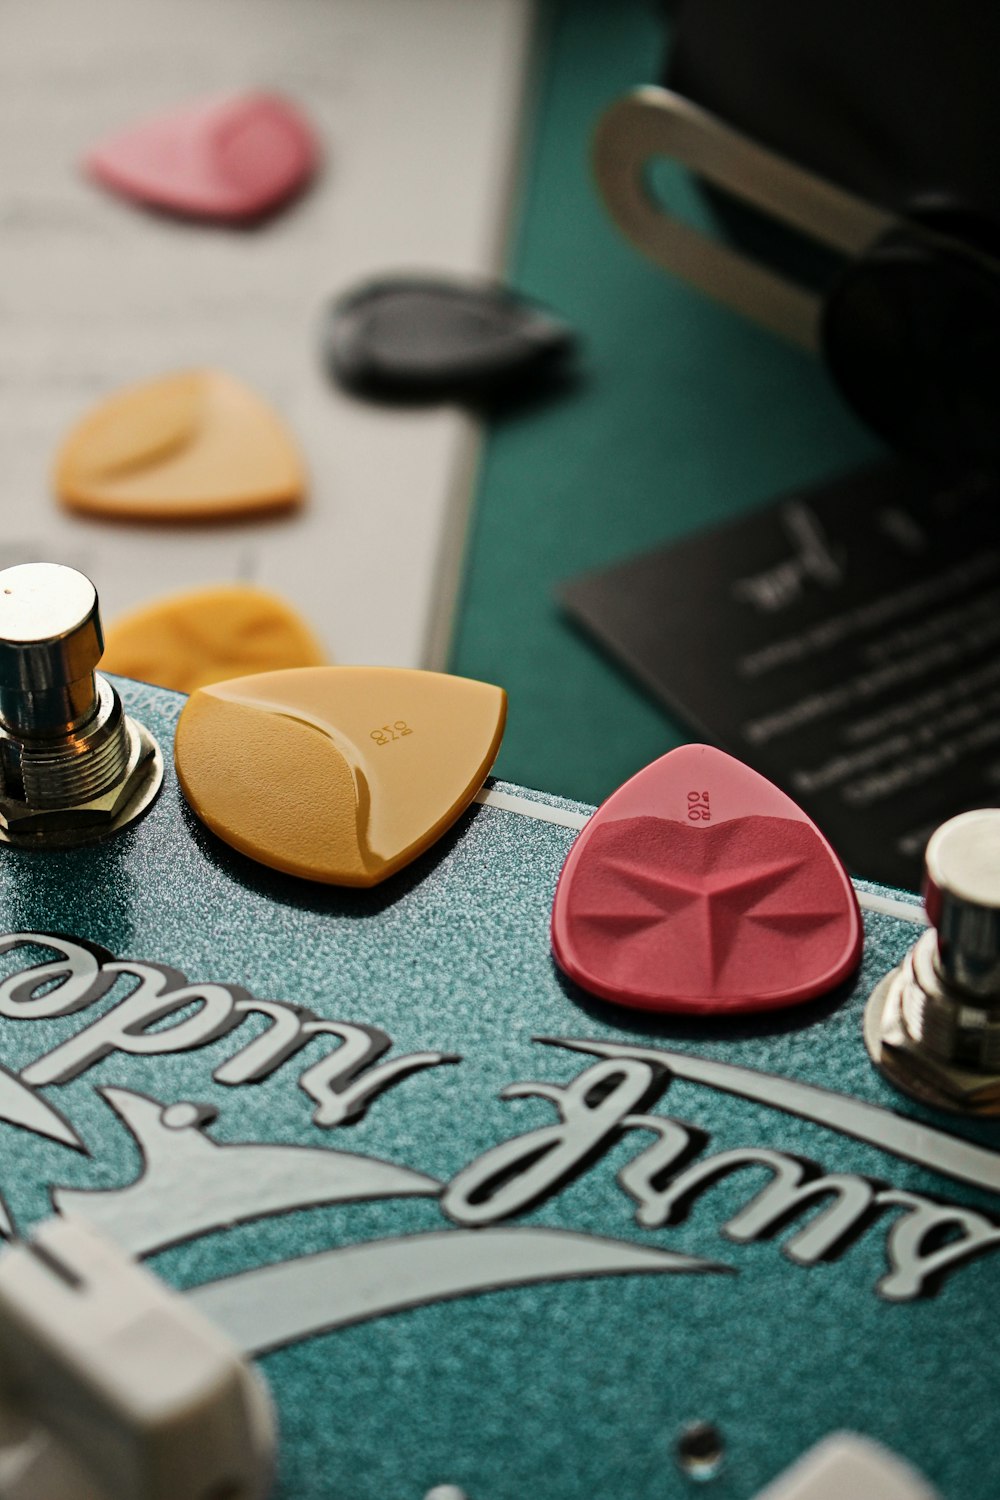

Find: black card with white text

[562,463,1000,889]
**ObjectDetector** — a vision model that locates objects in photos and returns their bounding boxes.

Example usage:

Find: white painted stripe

[196,1228,720,1356]
[474,787,928,922]
[474,787,590,830]
[855,891,927,925]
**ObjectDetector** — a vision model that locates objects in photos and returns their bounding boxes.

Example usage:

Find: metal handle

[591,86,895,350]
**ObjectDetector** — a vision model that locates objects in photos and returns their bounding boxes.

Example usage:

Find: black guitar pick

[323,275,577,404]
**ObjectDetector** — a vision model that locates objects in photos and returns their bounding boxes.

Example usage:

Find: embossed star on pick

[175,666,506,885]
[84,92,320,222]
[102,585,327,694]
[551,744,862,1014]
[54,370,306,521]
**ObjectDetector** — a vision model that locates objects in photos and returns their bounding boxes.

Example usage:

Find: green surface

[452,0,881,806]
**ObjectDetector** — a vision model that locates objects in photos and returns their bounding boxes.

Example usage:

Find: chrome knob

[0,563,104,736]
[923,809,1000,1000]
[0,563,162,847]
[865,808,1000,1114]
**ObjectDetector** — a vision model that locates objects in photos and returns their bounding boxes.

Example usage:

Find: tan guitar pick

[102,584,327,694]
[54,370,305,521]
[175,666,506,885]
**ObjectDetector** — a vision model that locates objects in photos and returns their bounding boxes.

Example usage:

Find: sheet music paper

[0,0,533,666]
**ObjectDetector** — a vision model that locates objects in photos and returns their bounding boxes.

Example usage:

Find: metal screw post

[865,808,1000,1113]
[0,563,163,847]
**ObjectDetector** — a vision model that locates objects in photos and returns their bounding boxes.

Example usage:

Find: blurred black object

[665,2,1000,464]
[323,276,578,409]
[821,206,1000,463]
[666,2,999,220]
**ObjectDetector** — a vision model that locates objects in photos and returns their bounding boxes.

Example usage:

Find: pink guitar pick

[551,744,862,1015]
[84,93,320,222]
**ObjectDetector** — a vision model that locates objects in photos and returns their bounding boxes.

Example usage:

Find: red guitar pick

[551,745,862,1015]
[84,93,320,222]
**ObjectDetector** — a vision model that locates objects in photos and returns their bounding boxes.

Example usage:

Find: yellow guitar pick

[102,584,327,694]
[54,370,305,520]
[175,667,507,885]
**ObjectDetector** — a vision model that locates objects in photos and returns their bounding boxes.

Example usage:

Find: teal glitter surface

[0,679,996,1500]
